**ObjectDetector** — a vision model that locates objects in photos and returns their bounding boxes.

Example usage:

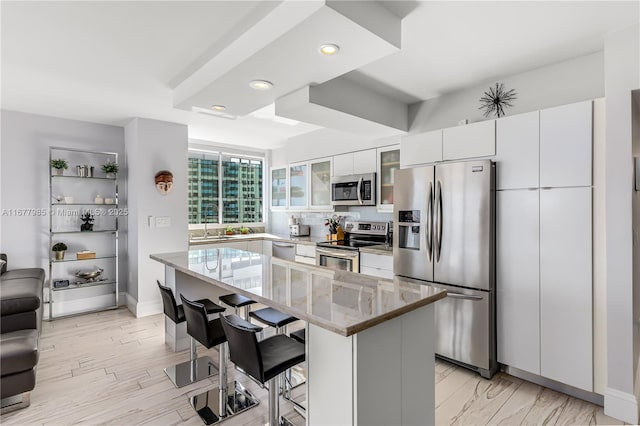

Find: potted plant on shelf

[225,226,235,236]
[52,242,68,260]
[50,159,69,175]
[101,161,118,179]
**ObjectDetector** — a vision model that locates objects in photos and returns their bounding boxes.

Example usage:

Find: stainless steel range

[315,221,389,272]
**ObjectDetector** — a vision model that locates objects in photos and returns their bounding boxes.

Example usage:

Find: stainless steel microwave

[331,173,376,206]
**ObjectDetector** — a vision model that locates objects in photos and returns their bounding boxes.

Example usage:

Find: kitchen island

[151,247,446,425]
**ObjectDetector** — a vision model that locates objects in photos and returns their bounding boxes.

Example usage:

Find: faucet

[203,204,214,237]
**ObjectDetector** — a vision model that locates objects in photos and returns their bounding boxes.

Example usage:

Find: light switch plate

[156,216,171,228]
[148,216,154,228]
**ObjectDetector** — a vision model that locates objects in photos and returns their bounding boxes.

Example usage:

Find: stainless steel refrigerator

[393,160,497,378]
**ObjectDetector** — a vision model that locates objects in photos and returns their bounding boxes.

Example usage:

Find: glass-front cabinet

[309,158,332,209]
[270,167,288,209]
[289,163,308,208]
[377,145,400,212]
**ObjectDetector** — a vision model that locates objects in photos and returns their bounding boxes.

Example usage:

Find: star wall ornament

[479,83,517,118]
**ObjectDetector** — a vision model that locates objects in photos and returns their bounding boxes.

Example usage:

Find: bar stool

[181,295,260,425]
[249,307,298,336]
[220,314,305,426]
[289,329,305,345]
[157,281,225,388]
[219,293,256,321]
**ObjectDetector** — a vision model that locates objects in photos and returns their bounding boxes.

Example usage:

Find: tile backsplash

[269,207,392,238]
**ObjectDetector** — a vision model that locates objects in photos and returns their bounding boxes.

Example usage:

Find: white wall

[603,23,640,425]
[0,110,127,300]
[125,118,188,317]
[408,51,604,132]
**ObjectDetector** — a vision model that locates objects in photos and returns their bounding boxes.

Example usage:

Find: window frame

[188,148,266,230]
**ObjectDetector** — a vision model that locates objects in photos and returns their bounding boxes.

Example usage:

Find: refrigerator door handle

[357,177,363,205]
[446,292,483,301]
[426,182,433,261]
[435,180,443,262]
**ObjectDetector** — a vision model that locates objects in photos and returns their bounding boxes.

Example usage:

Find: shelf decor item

[50,159,69,175]
[240,227,250,234]
[154,170,174,195]
[52,242,67,260]
[479,82,517,118]
[102,161,119,178]
[80,212,94,231]
[225,226,235,235]
[76,250,96,260]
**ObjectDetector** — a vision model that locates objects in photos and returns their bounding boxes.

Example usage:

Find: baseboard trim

[501,365,604,406]
[126,296,163,318]
[604,387,639,425]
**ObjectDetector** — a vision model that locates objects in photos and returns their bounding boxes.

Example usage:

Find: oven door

[316,247,360,272]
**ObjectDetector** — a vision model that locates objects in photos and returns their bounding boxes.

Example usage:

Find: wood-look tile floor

[1,308,626,426]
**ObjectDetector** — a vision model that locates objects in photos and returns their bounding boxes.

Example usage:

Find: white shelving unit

[48,147,119,319]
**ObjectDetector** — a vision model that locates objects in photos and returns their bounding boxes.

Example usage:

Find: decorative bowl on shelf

[75,267,103,282]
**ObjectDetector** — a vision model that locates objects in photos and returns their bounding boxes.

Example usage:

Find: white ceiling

[2,1,638,150]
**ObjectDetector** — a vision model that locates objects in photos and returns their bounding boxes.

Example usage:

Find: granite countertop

[151,248,446,337]
[189,233,319,246]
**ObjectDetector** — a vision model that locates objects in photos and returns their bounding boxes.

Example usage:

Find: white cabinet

[247,240,263,254]
[270,167,288,209]
[262,240,272,256]
[332,149,376,176]
[360,253,393,279]
[540,100,592,188]
[295,244,316,265]
[377,145,400,211]
[309,158,332,209]
[289,163,309,208]
[400,129,442,167]
[495,111,539,190]
[540,187,592,391]
[496,190,540,374]
[442,120,495,160]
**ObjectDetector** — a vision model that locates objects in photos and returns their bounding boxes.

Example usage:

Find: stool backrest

[157,281,180,323]
[180,294,210,347]
[220,314,264,383]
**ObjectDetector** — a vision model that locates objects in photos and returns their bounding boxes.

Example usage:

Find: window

[188,150,264,225]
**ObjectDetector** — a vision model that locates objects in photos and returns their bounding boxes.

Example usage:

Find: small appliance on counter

[289,224,310,237]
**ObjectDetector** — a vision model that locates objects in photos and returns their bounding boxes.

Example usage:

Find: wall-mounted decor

[479,82,517,118]
[155,170,174,195]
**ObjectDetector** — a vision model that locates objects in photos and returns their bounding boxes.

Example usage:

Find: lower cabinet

[540,187,592,391]
[497,187,593,392]
[295,244,316,265]
[496,190,540,375]
[360,253,393,279]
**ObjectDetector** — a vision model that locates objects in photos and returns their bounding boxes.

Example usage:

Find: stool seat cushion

[0,329,39,376]
[259,334,305,382]
[250,307,298,328]
[219,293,256,308]
[290,328,305,344]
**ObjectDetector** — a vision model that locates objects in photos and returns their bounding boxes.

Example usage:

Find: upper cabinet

[400,129,442,167]
[289,163,309,208]
[495,111,540,190]
[309,158,332,209]
[270,159,333,211]
[270,167,288,210]
[443,120,496,161]
[377,145,400,211]
[539,100,592,188]
[332,149,376,176]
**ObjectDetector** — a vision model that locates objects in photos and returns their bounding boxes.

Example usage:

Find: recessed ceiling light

[249,80,274,91]
[319,44,340,55]
[211,105,226,111]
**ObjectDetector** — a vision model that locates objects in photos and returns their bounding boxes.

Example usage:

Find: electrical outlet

[156,216,171,228]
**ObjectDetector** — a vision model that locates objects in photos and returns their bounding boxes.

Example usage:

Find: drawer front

[360,252,393,271]
[360,266,394,280]
[296,244,316,258]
